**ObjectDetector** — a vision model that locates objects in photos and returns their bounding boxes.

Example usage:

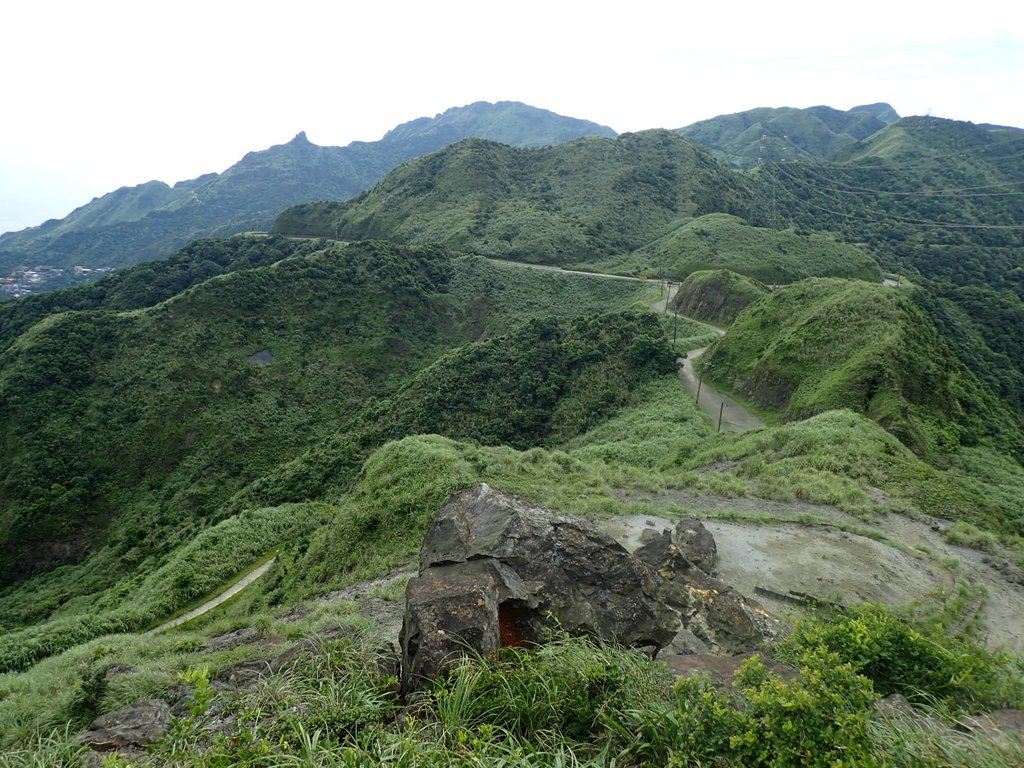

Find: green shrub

[611,651,877,767]
[734,651,877,767]
[943,521,1000,552]
[778,604,1024,709]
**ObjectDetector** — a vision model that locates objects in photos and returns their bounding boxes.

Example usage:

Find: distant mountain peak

[849,103,900,124]
[380,101,616,148]
[290,131,310,144]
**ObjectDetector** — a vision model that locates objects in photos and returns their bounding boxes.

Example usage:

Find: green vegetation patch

[777,603,1024,709]
[0,240,460,592]
[768,117,1024,418]
[11,619,1021,767]
[595,213,882,283]
[0,243,655,603]
[0,503,324,673]
[671,408,1024,531]
[274,132,753,265]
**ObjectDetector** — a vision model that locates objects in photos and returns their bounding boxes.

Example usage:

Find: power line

[814,124,1024,170]
[778,163,1024,198]
[771,163,1024,231]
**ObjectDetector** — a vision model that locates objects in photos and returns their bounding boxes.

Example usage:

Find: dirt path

[655,282,764,432]
[649,280,677,314]
[146,557,277,635]
[486,258,652,284]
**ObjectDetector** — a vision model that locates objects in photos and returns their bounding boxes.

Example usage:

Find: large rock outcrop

[399,485,779,692]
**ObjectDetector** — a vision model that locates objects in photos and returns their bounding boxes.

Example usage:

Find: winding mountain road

[491,262,764,433]
[679,346,764,432]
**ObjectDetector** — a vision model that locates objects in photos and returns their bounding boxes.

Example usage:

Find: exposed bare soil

[600,493,1024,654]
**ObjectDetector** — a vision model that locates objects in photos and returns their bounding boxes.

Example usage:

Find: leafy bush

[611,651,878,767]
[777,604,1024,709]
[943,521,1000,552]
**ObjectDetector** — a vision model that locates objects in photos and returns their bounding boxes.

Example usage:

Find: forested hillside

[0,239,664,634]
[274,131,752,260]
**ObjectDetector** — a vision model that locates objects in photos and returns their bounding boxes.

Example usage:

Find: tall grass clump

[430,635,672,746]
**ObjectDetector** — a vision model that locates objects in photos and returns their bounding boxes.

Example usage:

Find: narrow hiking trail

[146,557,277,635]
[489,261,766,433]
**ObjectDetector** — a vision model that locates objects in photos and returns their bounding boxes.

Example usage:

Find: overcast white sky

[2,0,1022,234]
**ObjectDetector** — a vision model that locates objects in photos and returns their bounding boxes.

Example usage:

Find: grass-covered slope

[273,131,753,264]
[0,245,664,642]
[0,309,673,671]
[767,116,1024,413]
[699,278,1021,461]
[4,342,1024,758]
[669,268,769,324]
[612,213,882,283]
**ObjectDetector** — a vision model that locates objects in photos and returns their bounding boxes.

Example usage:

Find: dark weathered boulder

[418,484,678,642]
[205,626,261,652]
[401,485,682,691]
[400,485,780,691]
[78,700,172,750]
[213,659,274,691]
[633,520,716,576]
[960,708,1024,742]
[401,570,501,691]
[633,527,776,655]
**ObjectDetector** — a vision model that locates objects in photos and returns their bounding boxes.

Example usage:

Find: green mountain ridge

[676,103,899,169]
[0,102,615,288]
[273,131,755,263]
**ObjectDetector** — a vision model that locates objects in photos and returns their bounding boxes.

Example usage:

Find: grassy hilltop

[699,278,1023,462]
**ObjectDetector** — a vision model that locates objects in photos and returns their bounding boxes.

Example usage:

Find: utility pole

[696,374,703,403]
[717,401,726,432]
[751,132,788,229]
